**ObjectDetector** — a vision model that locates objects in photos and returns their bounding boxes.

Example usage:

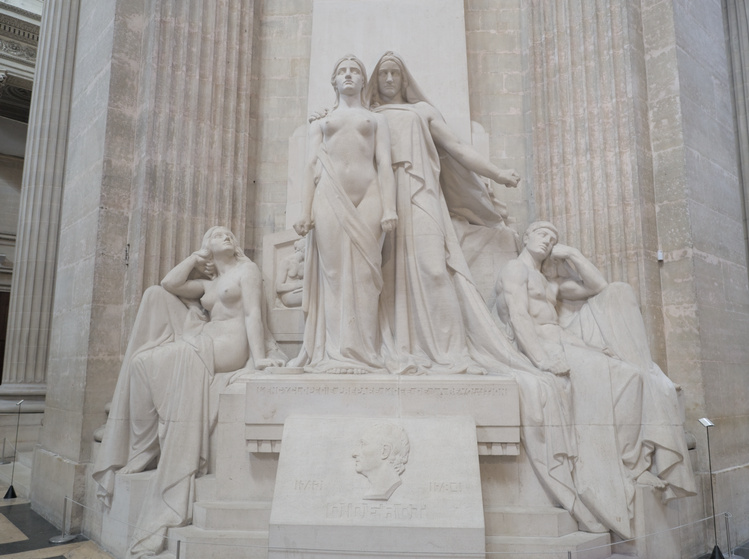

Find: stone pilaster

[0,0,79,399]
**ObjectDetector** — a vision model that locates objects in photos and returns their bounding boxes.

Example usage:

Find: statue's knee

[141,284,166,303]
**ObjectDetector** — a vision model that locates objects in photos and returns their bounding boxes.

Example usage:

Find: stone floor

[0,489,115,559]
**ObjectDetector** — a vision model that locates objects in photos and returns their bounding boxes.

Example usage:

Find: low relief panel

[352,422,410,501]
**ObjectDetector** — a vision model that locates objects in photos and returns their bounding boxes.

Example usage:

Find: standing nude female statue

[290,55,397,374]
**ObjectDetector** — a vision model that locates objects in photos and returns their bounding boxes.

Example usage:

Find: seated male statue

[494,221,696,538]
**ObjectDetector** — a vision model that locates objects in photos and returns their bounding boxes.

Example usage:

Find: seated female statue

[93,225,284,559]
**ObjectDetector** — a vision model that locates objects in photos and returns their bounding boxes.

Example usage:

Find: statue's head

[375,51,408,104]
[523,221,559,259]
[201,226,245,260]
[353,422,410,477]
[330,55,368,108]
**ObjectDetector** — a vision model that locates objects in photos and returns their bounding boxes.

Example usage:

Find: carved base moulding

[243,373,520,456]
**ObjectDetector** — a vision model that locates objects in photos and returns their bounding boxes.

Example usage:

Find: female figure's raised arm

[160,251,210,299]
[421,103,520,187]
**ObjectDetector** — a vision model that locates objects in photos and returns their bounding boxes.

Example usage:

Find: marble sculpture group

[92,52,696,558]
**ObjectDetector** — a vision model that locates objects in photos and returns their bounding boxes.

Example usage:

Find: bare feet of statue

[636,470,667,490]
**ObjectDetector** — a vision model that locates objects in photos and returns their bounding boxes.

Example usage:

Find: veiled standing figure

[363,51,524,375]
[93,226,285,558]
[290,55,397,374]
[364,52,609,533]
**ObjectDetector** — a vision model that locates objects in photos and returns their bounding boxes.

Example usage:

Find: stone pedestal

[244,373,520,456]
[268,415,485,559]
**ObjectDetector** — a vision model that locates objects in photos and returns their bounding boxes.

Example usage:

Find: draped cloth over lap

[559,282,696,538]
[290,146,389,374]
[92,286,233,558]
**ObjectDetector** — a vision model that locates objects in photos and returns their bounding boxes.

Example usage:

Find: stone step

[485,505,579,537]
[195,473,216,503]
[486,530,612,559]
[192,500,271,531]
[18,450,33,468]
[167,525,268,559]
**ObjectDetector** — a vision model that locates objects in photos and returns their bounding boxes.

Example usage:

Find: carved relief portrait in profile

[352,422,410,501]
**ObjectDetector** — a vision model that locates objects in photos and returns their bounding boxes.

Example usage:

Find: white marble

[92,227,285,558]
[494,221,697,538]
[289,55,396,375]
[268,415,485,559]
[243,374,519,454]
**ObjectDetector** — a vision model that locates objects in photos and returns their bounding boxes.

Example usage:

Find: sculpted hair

[330,54,368,108]
[523,221,559,247]
[371,422,410,475]
[201,226,250,263]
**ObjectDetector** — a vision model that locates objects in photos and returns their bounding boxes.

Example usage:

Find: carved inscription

[256,385,397,396]
[255,384,509,397]
[428,481,463,493]
[294,480,324,491]
[326,503,426,520]
[402,386,509,397]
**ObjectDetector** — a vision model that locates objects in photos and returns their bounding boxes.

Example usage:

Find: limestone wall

[465,0,531,230]
[32,0,115,525]
[247,0,312,266]
[640,0,749,549]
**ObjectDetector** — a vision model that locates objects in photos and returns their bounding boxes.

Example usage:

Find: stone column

[0,0,79,401]
[122,0,254,334]
[30,0,257,528]
[725,0,749,260]
[528,0,665,363]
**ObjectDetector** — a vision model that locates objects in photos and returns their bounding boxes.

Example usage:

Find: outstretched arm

[375,114,397,232]
[422,103,520,187]
[550,244,608,301]
[499,261,569,375]
[294,121,324,236]
[161,252,209,299]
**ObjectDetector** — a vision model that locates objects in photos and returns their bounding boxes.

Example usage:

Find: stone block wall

[643,0,749,549]
[247,0,312,265]
[465,0,530,230]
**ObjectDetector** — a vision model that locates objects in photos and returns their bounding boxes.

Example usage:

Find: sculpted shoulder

[500,258,530,285]
[410,101,440,121]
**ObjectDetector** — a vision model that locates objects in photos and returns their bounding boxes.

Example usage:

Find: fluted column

[127,0,252,290]
[530,0,651,287]
[0,0,79,398]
